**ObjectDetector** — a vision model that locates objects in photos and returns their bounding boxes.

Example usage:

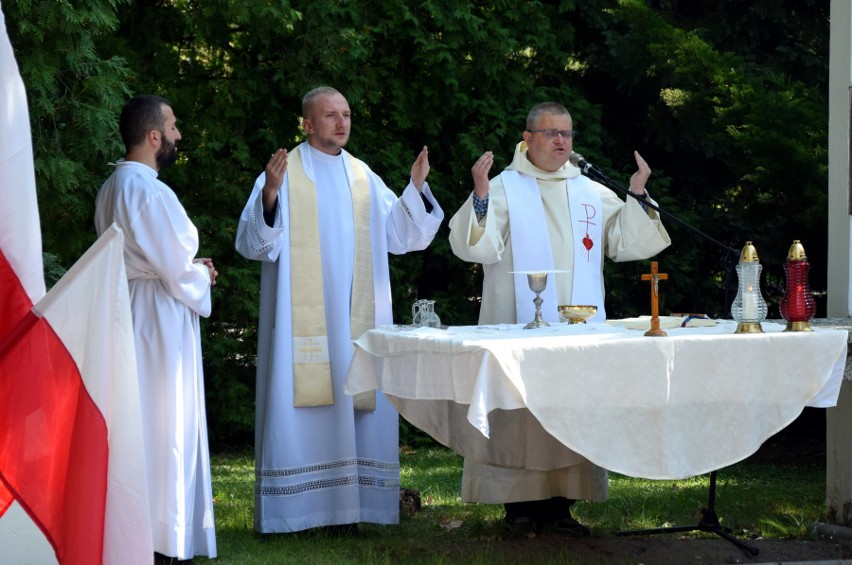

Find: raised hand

[410,146,430,191]
[471,151,493,198]
[629,150,651,195]
[262,148,288,212]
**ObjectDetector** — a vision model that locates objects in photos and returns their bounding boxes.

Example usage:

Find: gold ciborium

[558,305,597,324]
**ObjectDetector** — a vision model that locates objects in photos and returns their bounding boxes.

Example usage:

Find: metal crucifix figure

[641,261,668,337]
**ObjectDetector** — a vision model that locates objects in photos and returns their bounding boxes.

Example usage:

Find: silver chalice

[523,272,549,329]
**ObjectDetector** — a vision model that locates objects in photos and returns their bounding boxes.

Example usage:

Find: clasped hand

[194,257,218,286]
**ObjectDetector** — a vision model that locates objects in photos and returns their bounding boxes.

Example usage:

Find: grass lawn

[197,445,827,564]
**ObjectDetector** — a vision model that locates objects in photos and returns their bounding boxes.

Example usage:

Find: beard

[155,135,179,170]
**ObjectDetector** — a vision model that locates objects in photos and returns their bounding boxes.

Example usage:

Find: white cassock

[448,142,671,504]
[235,142,443,533]
[94,160,216,559]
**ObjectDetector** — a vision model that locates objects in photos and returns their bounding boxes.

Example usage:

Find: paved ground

[476,535,850,564]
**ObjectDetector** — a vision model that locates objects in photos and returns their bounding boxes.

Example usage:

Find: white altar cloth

[345,320,848,480]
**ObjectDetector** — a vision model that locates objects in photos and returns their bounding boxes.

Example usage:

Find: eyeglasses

[527,129,576,140]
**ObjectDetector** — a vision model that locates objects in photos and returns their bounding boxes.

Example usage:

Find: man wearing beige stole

[448,102,671,536]
[235,86,443,534]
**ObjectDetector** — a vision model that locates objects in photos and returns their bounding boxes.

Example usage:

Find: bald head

[301,86,351,155]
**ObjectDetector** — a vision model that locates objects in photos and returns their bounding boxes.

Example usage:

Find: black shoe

[552,516,590,537]
[505,516,538,537]
[323,523,359,537]
[154,553,194,565]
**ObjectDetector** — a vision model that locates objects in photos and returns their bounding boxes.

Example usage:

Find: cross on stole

[640,261,669,337]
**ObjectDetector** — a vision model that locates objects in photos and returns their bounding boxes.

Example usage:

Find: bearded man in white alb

[95,95,218,564]
[448,101,671,536]
[235,86,443,534]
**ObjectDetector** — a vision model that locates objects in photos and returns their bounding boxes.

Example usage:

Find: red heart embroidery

[582,235,593,250]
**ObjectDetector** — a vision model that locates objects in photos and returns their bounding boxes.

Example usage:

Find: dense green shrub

[4,0,829,449]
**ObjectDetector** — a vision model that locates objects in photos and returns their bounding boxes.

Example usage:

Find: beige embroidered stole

[288,146,376,410]
[347,157,377,411]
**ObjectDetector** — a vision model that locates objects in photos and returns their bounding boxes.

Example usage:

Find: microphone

[568,151,740,257]
[569,152,609,182]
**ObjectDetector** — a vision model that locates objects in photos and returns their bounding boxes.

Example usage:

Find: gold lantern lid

[740,241,759,262]
[787,240,807,261]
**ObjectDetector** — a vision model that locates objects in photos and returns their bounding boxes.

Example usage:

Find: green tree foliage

[572,0,829,316]
[103,0,309,448]
[4,0,830,448]
[4,0,132,263]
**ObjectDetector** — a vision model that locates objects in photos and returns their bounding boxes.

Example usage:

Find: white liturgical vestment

[448,142,670,504]
[94,160,216,560]
[235,142,443,533]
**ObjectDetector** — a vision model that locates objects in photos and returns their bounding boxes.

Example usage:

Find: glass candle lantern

[730,241,768,333]
[780,240,816,332]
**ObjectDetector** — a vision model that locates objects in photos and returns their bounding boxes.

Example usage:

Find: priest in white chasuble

[235,86,444,534]
[448,102,671,536]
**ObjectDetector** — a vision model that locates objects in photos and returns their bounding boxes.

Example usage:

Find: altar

[344,320,848,480]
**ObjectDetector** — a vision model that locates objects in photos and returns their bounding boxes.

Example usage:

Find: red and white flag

[0,6,153,564]
[0,1,43,345]
[0,0,46,527]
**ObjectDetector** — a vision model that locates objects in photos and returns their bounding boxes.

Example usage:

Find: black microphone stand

[580,163,741,331]
[582,166,758,557]
[615,470,760,557]
[578,165,739,257]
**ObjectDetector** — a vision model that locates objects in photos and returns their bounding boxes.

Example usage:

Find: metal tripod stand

[615,470,760,557]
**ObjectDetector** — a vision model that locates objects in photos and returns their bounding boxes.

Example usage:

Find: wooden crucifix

[641,261,668,337]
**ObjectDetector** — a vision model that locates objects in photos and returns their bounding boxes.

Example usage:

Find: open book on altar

[607,315,717,330]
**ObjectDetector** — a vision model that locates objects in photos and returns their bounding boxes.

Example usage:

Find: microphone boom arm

[572,154,738,256]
